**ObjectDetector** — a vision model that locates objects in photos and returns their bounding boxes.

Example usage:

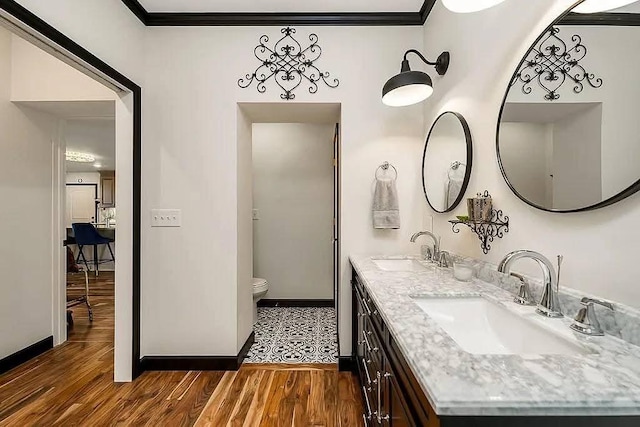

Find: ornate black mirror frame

[495,3,640,213]
[422,111,473,213]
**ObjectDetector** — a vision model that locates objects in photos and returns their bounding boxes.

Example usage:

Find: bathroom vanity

[350,255,640,426]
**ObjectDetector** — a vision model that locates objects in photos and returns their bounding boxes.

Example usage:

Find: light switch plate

[252,209,259,220]
[151,209,181,227]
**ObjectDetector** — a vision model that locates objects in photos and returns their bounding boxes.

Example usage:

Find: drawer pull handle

[361,358,372,386]
[362,330,379,353]
[362,386,373,418]
[377,371,391,424]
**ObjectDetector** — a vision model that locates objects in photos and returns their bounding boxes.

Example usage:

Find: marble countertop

[350,255,640,416]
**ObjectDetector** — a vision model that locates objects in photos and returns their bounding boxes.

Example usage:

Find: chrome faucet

[410,231,441,262]
[498,250,563,318]
[570,297,614,336]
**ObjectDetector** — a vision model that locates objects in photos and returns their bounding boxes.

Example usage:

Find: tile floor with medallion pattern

[245,307,339,364]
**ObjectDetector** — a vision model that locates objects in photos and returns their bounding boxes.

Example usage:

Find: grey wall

[252,123,335,300]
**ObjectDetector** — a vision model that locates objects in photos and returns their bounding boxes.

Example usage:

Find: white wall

[0,27,58,360]
[13,0,145,85]
[10,35,114,102]
[252,123,335,300]
[552,105,602,210]
[141,26,425,358]
[499,122,552,207]
[422,0,640,309]
[236,107,253,350]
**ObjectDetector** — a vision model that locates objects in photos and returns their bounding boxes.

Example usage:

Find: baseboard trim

[258,299,334,308]
[141,331,256,371]
[0,336,53,374]
[338,356,356,373]
[237,331,255,365]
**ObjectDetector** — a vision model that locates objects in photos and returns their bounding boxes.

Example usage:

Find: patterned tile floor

[245,307,338,364]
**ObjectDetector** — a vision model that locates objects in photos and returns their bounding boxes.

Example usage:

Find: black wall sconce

[382,50,450,107]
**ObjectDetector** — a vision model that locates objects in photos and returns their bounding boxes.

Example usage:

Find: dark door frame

[65,183,99,224]
[0,0,143,378]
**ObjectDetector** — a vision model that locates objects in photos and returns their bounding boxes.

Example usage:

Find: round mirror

[422,112,473,213]
[497,1,640,212]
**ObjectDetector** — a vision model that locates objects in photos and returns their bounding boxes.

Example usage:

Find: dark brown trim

[120,0,147,25]
[237,331,256,365]
[257,299,335,308]
[120,0,433,26]
[419,0,437,24]
[146,12,422,26]
[0,0,143,379]
[141,331,255,371]
[559,12,640,26]
[338,356,355,372]
[0,336,53,374]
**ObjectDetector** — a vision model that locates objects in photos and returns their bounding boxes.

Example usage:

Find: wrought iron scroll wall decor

[511,26,602,101]
[238,27,339,100]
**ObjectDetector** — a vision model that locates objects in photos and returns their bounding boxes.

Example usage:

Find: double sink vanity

[350,254,640,426]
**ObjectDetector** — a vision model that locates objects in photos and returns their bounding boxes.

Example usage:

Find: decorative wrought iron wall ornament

[238,27,339,100]
[448,191,509,254]
[511,27,602,101]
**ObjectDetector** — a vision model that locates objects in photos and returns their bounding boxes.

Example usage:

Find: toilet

[252,277,269,324]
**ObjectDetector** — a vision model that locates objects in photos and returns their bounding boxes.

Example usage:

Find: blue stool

[71,223,115,276]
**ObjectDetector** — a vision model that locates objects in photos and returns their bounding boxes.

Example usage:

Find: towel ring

[448,161,466,179]
[375,161,398,180]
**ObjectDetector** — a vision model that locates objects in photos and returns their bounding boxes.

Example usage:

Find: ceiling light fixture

[382,50,450,107]
[66,151,96,163]
[442,0,508,13]
[573,0,638,13]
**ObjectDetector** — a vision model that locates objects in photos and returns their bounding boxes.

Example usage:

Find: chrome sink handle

[510,273,535,306]
[570,297,614,336]
[437,250,452,268]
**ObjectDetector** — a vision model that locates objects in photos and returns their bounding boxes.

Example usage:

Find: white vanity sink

[412,297,591,356]
[372,258,427,272]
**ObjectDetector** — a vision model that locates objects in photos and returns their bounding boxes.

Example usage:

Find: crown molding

[121,0,433,26]
[559,12,640,26]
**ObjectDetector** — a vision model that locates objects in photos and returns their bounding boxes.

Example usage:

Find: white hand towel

[373,178,400,229]
[446,178,463,208]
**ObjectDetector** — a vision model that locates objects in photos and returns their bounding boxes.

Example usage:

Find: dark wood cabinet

[352,271,436,427]
[351,268,640,427]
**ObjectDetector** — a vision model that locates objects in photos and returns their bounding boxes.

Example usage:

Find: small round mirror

[422,112,473,213]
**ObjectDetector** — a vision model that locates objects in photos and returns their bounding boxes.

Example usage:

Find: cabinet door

[388,374,415,427]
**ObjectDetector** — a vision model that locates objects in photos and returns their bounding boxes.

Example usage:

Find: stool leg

[93,245,99,277]
[78,246,90,272]
[84,270,93,322]
[107,242,115,262]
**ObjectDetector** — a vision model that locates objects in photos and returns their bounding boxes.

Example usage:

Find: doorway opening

[0,2,140,384]
[237,103,341,365]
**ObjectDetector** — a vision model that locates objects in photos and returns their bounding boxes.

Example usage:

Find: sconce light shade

[442,0,507,13]
[382,51,449,107]
[382,70,434,107]
[573,0,638,13]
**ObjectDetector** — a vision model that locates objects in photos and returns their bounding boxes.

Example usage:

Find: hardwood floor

[0,272,363,426]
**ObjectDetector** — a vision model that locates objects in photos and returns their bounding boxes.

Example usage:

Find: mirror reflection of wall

[497,19,640,212]
[422,112,472,213]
